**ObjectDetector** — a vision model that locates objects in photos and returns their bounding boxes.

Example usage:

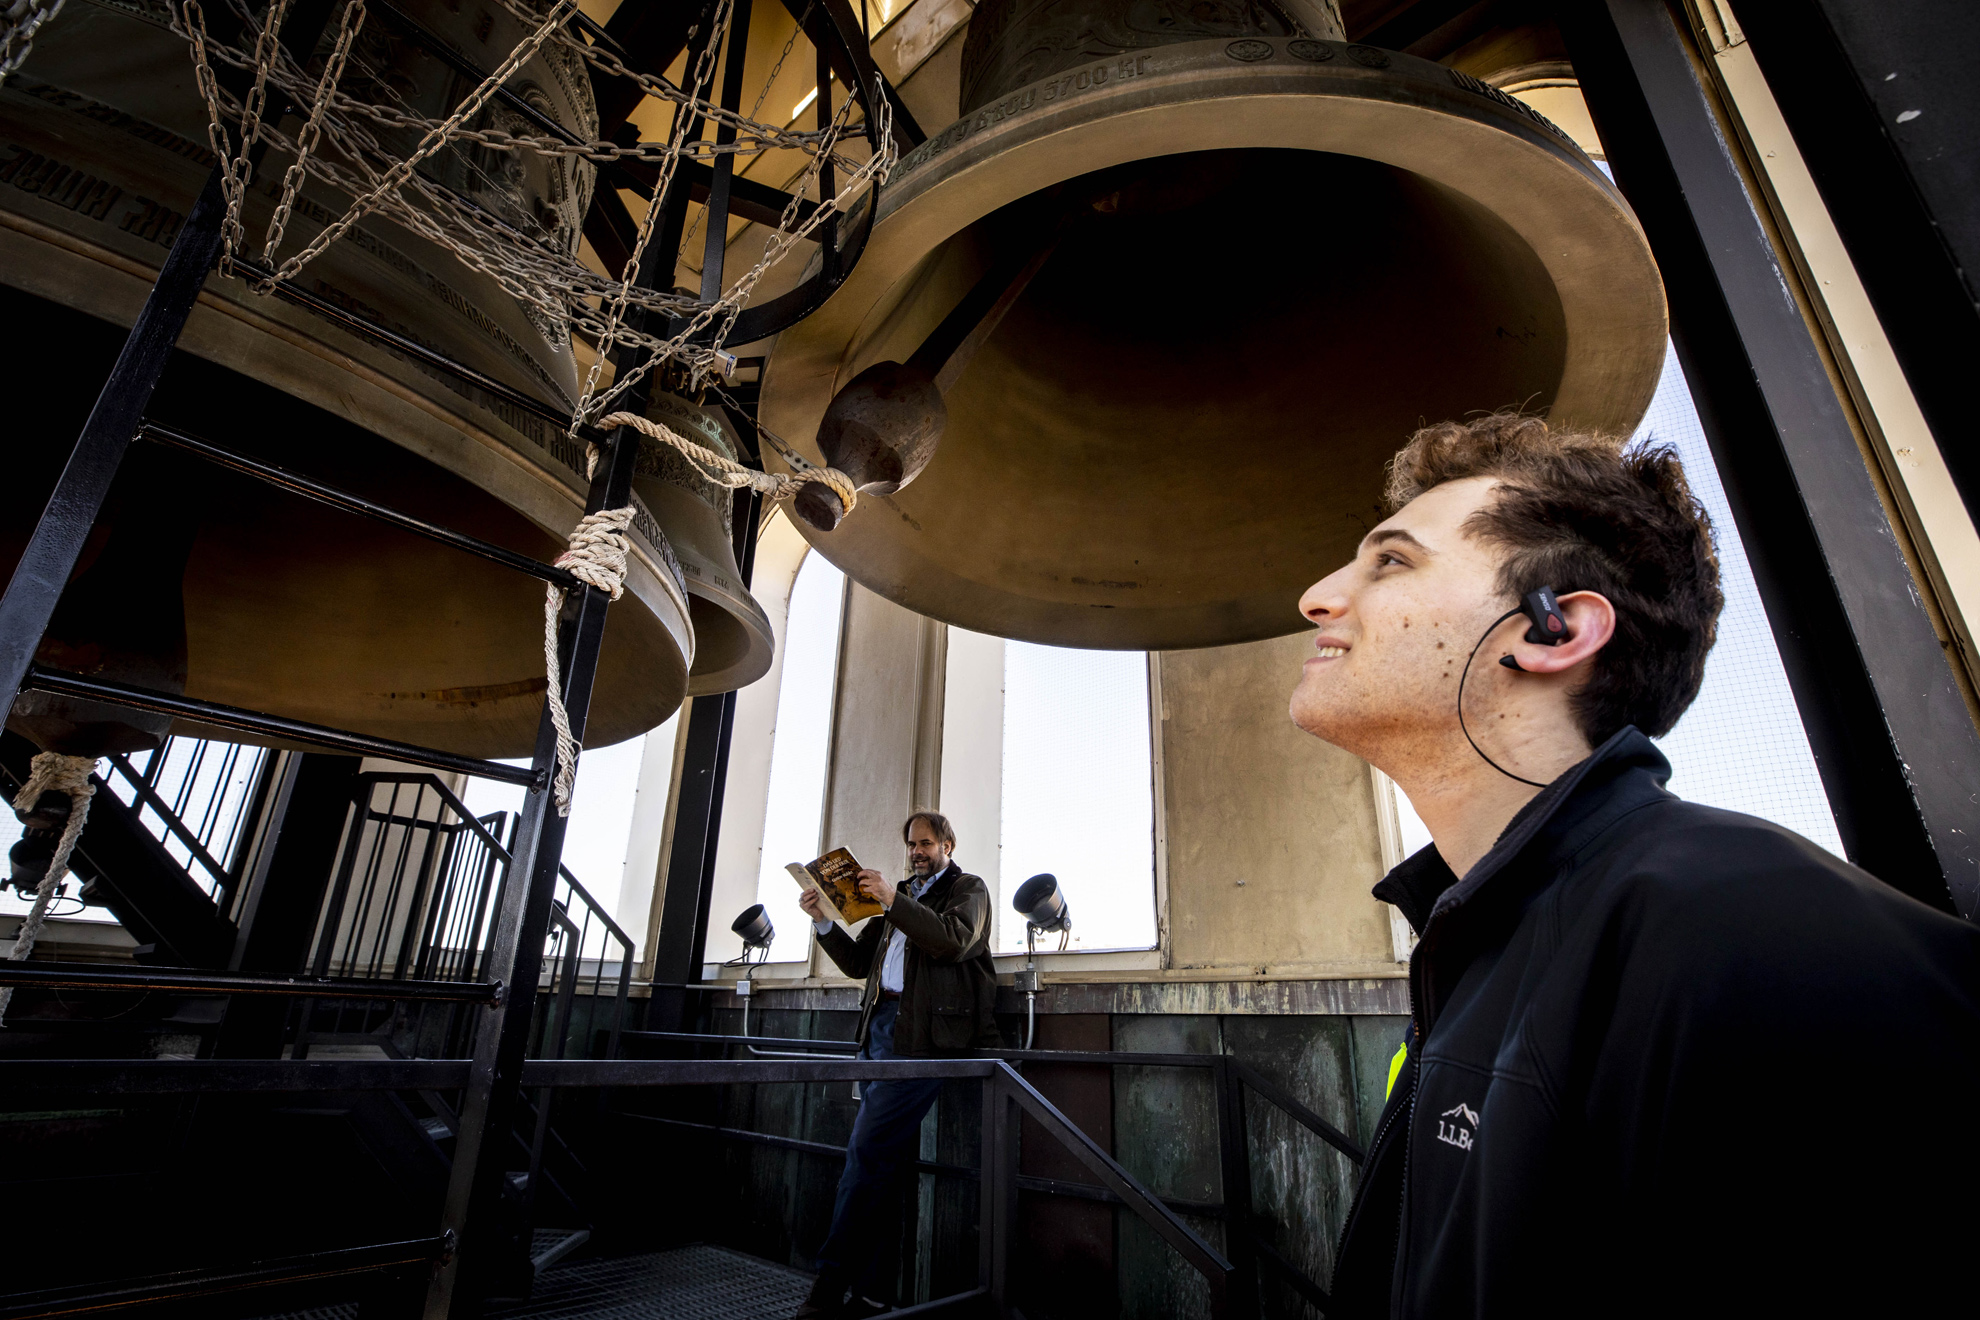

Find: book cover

[785,846,884,926]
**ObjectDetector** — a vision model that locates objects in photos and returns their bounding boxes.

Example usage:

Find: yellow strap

[1385,1038,1409,1101]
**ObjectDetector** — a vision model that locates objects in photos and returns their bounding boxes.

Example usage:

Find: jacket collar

[1372,726,1675,937]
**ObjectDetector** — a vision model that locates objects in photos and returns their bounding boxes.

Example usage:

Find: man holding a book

[794,810,1000,1318]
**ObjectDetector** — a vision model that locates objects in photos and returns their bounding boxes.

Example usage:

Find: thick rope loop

[543,505,636,816]
[0,752,97,1024]
[594,411,858,518]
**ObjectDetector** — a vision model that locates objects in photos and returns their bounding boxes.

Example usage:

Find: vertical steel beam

[1213,1057,1259,1320]
[698,0,752,303]
[424,428,643,1319]
[1562,0,1980,917]
[0,165,227,712]
[1727,0,1980,518]
[980,1074,1017,1312]
[646,690,737,1032]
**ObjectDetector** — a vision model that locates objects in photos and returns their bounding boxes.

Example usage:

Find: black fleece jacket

[1329,728,1980,1319]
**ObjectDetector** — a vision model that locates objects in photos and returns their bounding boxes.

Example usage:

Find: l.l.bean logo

[894,53,1158,180]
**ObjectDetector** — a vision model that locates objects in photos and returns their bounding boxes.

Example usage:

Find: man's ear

[1505,591,1615,675]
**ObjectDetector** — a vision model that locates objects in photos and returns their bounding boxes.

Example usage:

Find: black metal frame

[1562,0,1980,917]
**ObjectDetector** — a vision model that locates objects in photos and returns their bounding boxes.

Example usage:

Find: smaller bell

[637,394,775,695]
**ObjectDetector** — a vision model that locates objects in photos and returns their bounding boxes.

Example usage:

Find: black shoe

[794,1271,848,1318]
[838,1297,890,1319]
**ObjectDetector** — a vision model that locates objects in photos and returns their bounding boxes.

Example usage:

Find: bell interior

[875,146,1567,649]
[2,288,688,760]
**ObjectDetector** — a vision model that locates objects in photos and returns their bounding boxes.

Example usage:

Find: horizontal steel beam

[621,1114,1226,1216]
[0,1059,471,1092]
[21,667,541,787]
[0,1236,449,1319]
[626,1029,858,1054]
[612,155,821,234]
[519,1056,999,1086]
[140,422,581,590]
[0,958,501,1004]
[885,1289,990,1318]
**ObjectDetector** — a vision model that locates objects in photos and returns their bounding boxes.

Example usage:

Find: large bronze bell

[761,0,1667,650]
[0,0,700,756]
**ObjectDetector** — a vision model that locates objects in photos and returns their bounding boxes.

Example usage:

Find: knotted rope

[0,753,97,1024]
[594,411,858,518]
[544,505,637,816]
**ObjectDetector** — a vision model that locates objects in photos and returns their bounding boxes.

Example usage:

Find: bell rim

[765,32,1666,456]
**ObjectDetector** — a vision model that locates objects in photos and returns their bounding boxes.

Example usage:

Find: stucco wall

[1157,634,1396,975]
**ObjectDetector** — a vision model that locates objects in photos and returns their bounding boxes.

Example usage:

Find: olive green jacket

[816,862,1001,1056]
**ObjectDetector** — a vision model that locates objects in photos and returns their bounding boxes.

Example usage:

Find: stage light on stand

[1012,874,1071,1049]
[728,904,778,1037]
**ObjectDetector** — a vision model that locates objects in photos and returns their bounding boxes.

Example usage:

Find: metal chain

[171,0,892,403]
[217,0,294,270]
[0,0,67,83]
[269,0,578,281]
[260,0,363,264]
[570,0,736,436]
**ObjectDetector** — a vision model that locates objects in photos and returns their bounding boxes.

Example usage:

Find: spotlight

[1012,873,1069,933]
[1012,874,1071,1049]
[731,903,775,953]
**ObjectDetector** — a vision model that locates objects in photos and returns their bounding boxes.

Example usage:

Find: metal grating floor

[486,1244,812,1320]
[255,1244,811,1320]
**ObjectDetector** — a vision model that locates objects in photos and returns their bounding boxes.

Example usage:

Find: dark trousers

[816,998,944,1292]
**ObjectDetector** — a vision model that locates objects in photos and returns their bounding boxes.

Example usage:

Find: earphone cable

[1458,607,1550,788]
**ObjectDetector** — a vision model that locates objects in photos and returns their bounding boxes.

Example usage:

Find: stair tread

[254,1244,812,1320]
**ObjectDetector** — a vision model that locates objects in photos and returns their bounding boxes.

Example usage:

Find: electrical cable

[1457,607,1550,788]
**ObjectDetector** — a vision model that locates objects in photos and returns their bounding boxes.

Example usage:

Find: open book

[786,847,883,926]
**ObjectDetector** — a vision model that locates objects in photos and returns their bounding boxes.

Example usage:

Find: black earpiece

[1498,586,1569,671]
[1520,586,1569,645]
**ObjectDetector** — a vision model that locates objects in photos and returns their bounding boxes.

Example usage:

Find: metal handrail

[0,959,502,1003]
[0,1235,452,1319]
[641,1032,1369,1162]
[101,749,237,895]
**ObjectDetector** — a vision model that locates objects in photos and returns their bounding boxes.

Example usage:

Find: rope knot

[553,504,636,600]
[543,505,638,816]
[593,410,860,518]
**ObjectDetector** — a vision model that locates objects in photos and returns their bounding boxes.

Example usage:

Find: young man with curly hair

[1296,414,1980,1318]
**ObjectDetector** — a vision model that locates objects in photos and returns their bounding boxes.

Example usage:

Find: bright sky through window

[996,642,1157,954]
[752,550,847,959]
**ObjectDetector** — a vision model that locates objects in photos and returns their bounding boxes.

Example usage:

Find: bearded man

[795,810,998,1318]
[1293,414,1980,1318]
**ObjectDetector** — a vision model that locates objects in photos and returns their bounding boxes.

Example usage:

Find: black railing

[102,734,276,917]
[631,1032,1362,1314]
[298,772,634,1066]
[0,1054,1235,1317]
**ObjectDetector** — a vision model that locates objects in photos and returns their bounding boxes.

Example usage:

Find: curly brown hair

[1386,412,1724,742]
